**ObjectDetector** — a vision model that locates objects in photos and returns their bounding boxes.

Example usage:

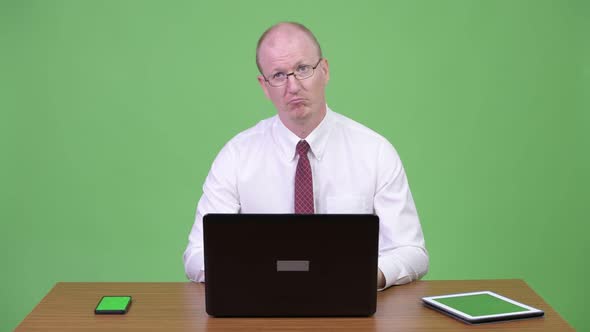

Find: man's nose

[285,74,302,94]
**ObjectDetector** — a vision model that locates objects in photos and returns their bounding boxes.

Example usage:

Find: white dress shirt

[183,106,429,289]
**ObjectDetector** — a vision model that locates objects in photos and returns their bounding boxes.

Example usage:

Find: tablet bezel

[422,291,544,324]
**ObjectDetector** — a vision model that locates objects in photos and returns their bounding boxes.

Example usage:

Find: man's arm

[183,142,240,282]
[374,140,429,290]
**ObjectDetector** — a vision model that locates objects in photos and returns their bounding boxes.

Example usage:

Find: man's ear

[321,58,330,84]
[257,75,271,100]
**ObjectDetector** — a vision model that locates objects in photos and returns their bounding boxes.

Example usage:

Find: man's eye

[272,72,286,80]
[297,65,311,73]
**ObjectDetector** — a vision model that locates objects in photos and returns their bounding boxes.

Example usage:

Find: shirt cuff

[377,256,402,291]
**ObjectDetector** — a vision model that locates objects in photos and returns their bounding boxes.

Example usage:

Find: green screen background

[1,0,587,330]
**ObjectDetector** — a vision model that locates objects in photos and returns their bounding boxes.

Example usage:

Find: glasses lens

[269,77,286,87]
[296,65,313,79]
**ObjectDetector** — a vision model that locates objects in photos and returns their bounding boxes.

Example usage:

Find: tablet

[422,291,544,324]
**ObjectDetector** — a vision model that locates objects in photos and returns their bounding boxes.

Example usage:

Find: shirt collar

[273,105,334,162]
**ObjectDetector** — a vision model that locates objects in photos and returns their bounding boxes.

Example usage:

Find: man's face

[257,29,329,125]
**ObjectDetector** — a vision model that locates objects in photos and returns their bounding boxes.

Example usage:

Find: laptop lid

[203,213,379,317]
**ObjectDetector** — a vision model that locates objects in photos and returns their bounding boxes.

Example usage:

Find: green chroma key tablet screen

[436,293,527,316]
[95,296,132,314]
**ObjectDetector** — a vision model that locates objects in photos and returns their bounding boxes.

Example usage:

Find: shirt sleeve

[374,140,429,290]
[183,142,241,282]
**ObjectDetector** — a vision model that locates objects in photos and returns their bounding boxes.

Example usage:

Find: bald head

[256,22,323,74]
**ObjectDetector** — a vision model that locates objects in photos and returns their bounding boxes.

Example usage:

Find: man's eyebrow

[270,66,285,73]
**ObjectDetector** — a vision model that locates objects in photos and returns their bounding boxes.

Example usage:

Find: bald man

[183,22,428,290]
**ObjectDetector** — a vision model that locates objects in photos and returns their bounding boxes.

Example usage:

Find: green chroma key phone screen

[436,293,527,316]
[96,296,131,311]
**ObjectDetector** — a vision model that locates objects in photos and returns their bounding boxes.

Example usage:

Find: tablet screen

[435,292,528,316]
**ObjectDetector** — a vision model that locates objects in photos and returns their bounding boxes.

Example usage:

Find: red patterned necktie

[294,140,314,214]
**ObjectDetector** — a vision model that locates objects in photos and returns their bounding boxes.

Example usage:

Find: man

[183,22,428,290]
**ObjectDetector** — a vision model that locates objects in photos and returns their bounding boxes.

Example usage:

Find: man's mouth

[288,98,305,105]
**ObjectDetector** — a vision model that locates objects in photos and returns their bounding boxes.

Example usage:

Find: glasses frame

[263,58,323,87]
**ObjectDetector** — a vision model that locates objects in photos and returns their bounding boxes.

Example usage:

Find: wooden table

[16,279,573,331]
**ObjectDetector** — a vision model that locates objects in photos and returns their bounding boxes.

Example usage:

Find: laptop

[203,213,379,317]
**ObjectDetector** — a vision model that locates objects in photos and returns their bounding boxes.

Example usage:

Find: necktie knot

[296,140,310,157]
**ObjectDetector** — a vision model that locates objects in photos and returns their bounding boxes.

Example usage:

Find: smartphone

[94,296,132,314]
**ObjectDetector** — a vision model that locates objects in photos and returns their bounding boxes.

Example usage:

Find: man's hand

[378,268,385,289]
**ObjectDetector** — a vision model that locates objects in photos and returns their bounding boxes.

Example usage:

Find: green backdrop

[1,0,588,330]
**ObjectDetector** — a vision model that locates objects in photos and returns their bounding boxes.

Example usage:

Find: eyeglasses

[263,58,323,87]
